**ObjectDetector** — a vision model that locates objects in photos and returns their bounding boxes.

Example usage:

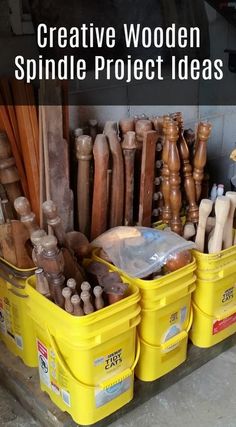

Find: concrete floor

[0,345,236,427]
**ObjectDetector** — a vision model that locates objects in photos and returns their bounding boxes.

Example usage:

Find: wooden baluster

[193,122,212,203]
[161,116,172,224]
[71,294,84,316]
[0,132,22,211]
[91,134,109,240]
[122,131,137,226]
[76,135,93,237]
[119,118,135,140]
[166,121,183,235]
[174,113,199,223]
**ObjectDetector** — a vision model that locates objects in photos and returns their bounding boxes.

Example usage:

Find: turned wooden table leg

[193,122,212,203]
[122,131,137,226]
[161,116,172,224]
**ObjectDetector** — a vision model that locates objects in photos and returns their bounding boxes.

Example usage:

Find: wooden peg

[166,122,182,235]
[0,132,22,210]
[62,287,74,313]
[91,134,109,240]
[161,116,172,224]
[208,196,230,253]
[66,278,77,294]
[122,131,137,226]
[88,119,98,141]
[81,281,91,293]
[119,118,135,139]
[195,199,213,252]
[71,294,84,316]
[138,130,158,226]
[14,196,39,235]
[223,191,236,249]
[174,113,199,223]
[93,286,104,310]
[107,131,124,228]
[35,268,50,297]
[193,122,212,202]
[76,135,93,237]
[81,290,94,314]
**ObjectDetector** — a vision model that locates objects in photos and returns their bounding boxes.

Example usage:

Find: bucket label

[213,312,236,335]
[221,288,234,304]
[37,340,51,388]
[0,298,6,335]
[95,376,131,408]
[61,389,71,407]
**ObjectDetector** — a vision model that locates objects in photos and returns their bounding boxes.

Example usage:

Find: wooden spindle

[76,135,93,237]
[174,113,199,223]
[161,116,172,224]
[193,122,212,202]
[166,121,183,235]
[122,131,137,226]
[119,118,135,139]
[107,131,124,228]
[14,196,39,235]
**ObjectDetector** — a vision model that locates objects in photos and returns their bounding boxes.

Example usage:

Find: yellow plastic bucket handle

[192,300,236,321]
[138,306,193,351]
[46,327,140,390]
[0,269,26,290]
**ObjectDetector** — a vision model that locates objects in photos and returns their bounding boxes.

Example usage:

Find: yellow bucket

[92,249,196,381]
[0,258,37,367]
[136,309,193,381]
[193,246,236,280]
[26,275,141,425]
[190,301,236,348]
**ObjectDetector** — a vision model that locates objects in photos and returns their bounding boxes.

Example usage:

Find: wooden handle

[195,199,213,252]
[14,196,39,235]
[193,122,212,202]
[91,134,109,240]
[122,131,137,226]
[208,196,230,253]
[223,191,236,249]
[76,135,93,237]
[166,122,182,235]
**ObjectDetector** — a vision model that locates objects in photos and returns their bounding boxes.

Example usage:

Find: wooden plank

[0,78,22,153]
[138,130,158,226]
[0,338,236,427]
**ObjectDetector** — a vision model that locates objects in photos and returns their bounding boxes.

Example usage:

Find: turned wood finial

[193,121,212,202]
[14,196,39,233]
[42,200,60,224]
[40,235,58,252]
[166,121,183,235]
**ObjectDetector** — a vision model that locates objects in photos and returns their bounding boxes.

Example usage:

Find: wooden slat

[138,130,158,226]
[0,78,22,153]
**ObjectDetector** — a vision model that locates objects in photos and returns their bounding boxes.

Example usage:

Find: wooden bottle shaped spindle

[91,134,109,240]
[166,122,183,235]
[193,122,212,202]
[76,135,93,237]
[35,268,50,297]
[40,235,64,275]
[173,113,199,223]
[47,273,65,308]
[119,118,135,139]
[81,281,91,293]
[71,294,84,316]
[88,119,98,142]
[208,196,230,254]
[122,131,137,226]
[107,131,124,228]
[223,192,236,249]
[161,116,172,224]
[195,199,213,252]
[14,196,39,235]
[31,229,47,266]
[93,286,104,310]
[0,132,22,210]
[81,290,94,315]
[62,287,74,313]
[66,278,77,295]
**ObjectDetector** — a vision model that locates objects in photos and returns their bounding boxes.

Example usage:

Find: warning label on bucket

[37,340,51,388]
[213,312,236,335]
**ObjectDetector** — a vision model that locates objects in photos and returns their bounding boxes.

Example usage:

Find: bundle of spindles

[194,192,236,254]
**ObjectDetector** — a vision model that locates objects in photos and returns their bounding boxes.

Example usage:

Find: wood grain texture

[138,130,158,226]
